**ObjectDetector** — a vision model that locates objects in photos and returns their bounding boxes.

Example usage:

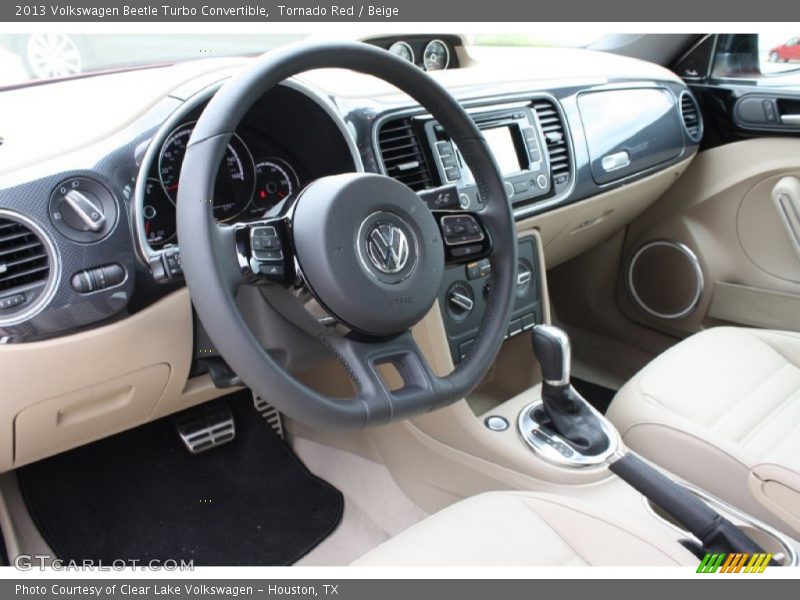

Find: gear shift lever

[531,325,610,455]
[531,324,571,386]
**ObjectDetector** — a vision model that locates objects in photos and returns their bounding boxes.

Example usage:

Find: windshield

[0,32,604,89]
[467,32,604,47]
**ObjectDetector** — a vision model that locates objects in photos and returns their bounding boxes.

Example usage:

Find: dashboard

[0,40,701,345]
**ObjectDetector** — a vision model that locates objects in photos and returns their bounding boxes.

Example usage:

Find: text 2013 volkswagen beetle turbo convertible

[0,32,799,567]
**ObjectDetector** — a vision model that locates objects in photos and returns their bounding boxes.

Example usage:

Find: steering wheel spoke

[325,331,448,424]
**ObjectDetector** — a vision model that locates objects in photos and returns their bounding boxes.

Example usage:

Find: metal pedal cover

[174,404,235,454]
[253,392,284,439]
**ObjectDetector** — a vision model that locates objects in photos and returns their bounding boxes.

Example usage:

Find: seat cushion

[353,491,692,566]
[607,327,800,535]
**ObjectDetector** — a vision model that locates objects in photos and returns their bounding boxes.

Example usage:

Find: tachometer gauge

[248,158,299,218]
[158,122,255,222]
[423,39,450,71]
[143,177,176,248]
[389,41,415,63]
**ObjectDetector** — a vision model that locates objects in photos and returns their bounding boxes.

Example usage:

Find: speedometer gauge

[423,39,450,71]
[247,158,299,218]
[158,122,255,222]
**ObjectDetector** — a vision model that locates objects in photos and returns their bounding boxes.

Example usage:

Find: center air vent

[679,91,703,143]
[377,117,434,191]
[0,214,54,324]
[531,99,572,190]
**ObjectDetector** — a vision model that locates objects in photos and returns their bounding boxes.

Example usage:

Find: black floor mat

[17,391,343,566]
[572,378,617,414]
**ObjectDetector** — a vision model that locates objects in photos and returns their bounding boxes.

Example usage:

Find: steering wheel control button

[49,177,118,243]
[70,264,126,294]
[484,415,509,432]
[450,244,482,257]
[240,224,289,282]
[440,215,484,246]
[250,226,283,260]
[258,263,285,277]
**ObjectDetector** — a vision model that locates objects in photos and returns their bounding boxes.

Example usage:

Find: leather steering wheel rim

[176,41,518,430]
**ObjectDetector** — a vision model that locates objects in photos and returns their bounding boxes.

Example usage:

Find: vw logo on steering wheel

[366,223,410,274]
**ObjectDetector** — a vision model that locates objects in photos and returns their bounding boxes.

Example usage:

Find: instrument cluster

[142,121,301,249]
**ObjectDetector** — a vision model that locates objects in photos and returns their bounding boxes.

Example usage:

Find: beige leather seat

[608,327,800,536]
[354,491,693,566]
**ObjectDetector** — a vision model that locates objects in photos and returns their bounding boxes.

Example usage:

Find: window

[713,33,800,81]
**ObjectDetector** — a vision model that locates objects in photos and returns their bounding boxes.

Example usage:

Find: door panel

[616,137,800,335]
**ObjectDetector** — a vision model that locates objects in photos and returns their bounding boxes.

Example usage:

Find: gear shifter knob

[531,324,571,386]
[529,324,610,456]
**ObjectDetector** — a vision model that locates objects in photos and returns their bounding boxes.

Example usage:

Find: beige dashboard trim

[518,156,693,268]
[0,289,234,472]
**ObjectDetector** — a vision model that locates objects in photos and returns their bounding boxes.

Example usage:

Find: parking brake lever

[609,452,777,564]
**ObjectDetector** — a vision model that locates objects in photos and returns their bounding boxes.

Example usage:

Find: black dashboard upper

[0,45,702,343]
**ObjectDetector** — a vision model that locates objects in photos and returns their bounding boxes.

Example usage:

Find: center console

[438,236,544,364]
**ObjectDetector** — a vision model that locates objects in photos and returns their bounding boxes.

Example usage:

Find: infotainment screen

[482,126,521,175]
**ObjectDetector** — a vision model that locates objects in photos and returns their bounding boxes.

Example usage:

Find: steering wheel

[176,42,517,430]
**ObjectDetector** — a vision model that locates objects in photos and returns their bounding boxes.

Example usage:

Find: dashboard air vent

[0,216,51,317]
[679,91,703,143]
[532,99,572,186]
[377,117,433,191]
